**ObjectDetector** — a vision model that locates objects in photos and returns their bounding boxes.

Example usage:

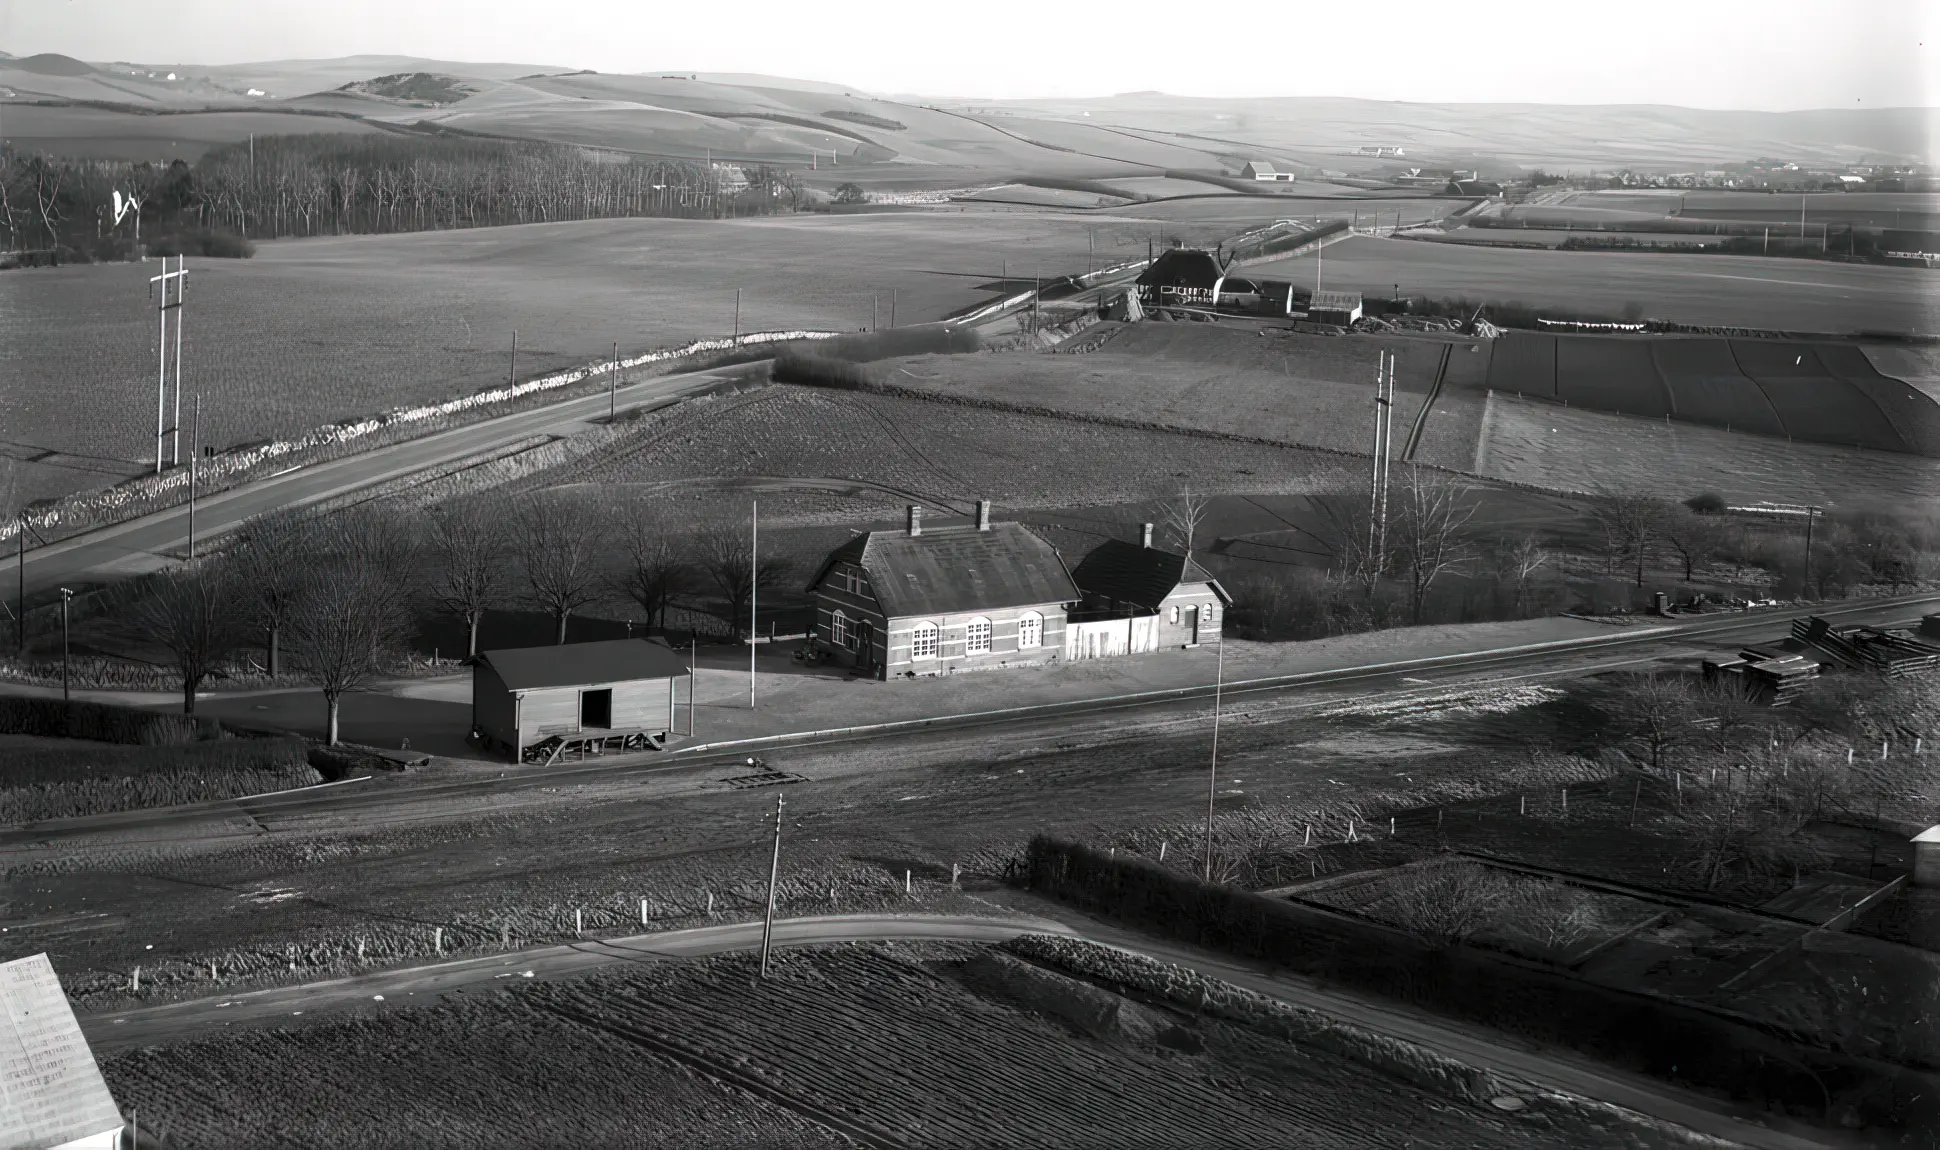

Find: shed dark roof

[1071,538,1232,611]
[477,639,690,692]
[1137,248,1224,290]
[812,522,1080,618]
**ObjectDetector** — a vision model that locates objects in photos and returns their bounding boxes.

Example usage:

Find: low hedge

[0,696,222,745]
[1020,835,1940,1131]
[0,738,318,823]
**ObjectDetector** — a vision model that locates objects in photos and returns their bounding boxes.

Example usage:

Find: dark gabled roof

[477,639,689,691]
[809,522,1079,618]
[1070,538,1232,611]
[1137,248,1224,290]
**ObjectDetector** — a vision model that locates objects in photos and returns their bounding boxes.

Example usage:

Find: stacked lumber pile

[1701,648,1820,705]
[1792,617,1940,677]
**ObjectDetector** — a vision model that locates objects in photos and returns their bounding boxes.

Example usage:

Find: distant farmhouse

[807,507,1229,677]
[1447,179,1504,196]
[1135,247,1223,310]
[1350,145,1407,158]
[1241,161,1296,182]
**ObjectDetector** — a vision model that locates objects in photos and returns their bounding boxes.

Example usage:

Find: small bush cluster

[0,696,220,744]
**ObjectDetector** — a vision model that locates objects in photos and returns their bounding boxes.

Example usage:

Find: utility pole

[1203,637,1225,882]
[872,294,878,332]
[15,511,25,656]
[1368,351,1395,569]
[148,257,188,475]
[890,288,896,329]
[759,791,784,978]
[187,394,201,561]
[509,330,518,388]
[1803,505,1821,597]
[750,500,758,709]
[733,289,741,346]
[609,341,619,421]
[689,638,697,736]
[59,588,73,704]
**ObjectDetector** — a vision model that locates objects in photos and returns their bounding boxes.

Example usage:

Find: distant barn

[473,640,690,763]
[1241,161,1295,182]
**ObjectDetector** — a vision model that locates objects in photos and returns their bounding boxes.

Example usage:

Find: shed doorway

[1184,605,1201,646]
[580,688,613,729]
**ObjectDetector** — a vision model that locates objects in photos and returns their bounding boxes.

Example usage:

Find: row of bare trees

[119,494,789,741]
[3,134,799,259]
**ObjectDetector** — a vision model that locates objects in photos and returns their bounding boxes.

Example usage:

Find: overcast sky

[3,0,1934,110]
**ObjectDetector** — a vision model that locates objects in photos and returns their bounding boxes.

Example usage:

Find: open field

[97,941,1646,1149]
[871,323,1449,455]
[1245,235,1939,335]
[1474,392,1940,506]
[0,103,390,161]
[0,211,1158,505]
[537,383,1349,518]
[1560,190,1940,232]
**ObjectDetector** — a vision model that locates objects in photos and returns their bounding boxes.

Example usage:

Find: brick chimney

[907,505,922,537]
[976,500,991,531]
[1140,522,1154,548]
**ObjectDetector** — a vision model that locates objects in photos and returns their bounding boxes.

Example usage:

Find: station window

[911,621,939,660]
[1017,611,1043,649]
[966,617,992,655]
[830,610,851,648]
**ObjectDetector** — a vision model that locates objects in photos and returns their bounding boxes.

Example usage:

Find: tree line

[118,493,794,743]
[0,131,802,262]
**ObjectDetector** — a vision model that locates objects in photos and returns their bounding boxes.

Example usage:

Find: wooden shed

[472,639,690,763]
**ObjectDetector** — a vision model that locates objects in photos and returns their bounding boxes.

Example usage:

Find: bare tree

[1160,485,1211,554]
[1496,532,1549,615]
[282,510,418,745]
[1392,466,1476,624]
[1660,507,1725,583]
[1309,481,1381,593]
[611,505,692,635]
[512,496,605,644]
[232,508,313,676]
[696,520,791,640]
[125,563,250,715]
[1594,671,1703,772]
[426,499,503,657]
[1590,491,1668,587]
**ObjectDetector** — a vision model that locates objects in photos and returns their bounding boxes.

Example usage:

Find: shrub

[147,229,255,259]
[1685,491,1727,514]
[771,353,877,391]
[832,182,868,205]
[798,324,982,363]
[0,696,222,744]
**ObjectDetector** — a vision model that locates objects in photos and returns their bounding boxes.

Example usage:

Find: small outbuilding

[1241,161,1295,182]
[1308,290,1364,325]
[1065,525,1232,659]
[472,639,690,763]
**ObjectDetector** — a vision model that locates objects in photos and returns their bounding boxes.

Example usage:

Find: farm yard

[1244,235,1939,335]
[97,941,1661,1149]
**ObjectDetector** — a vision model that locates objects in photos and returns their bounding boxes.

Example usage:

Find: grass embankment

[0,697,318,823]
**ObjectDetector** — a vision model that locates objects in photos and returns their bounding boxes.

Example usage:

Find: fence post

[1159,841,1168,861]
[1389,816,1396,838]
[640,898,649,927]
[951,863,961,889]
[131,966,140,993]
[706,891,715,919]
[1562,787,1569,814]
[575,908,584,937]
[357,938,366,963]
[904,869,912,895]
[1519,795,1526,816]
[434,927,443,956]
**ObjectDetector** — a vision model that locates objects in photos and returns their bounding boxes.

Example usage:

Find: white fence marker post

[904,869,912,895]
[640,898,649,926]
[357,938,366,963]
[132,966,140,993]
[1389,816,1396,838]
[434,927,443,956]
[1159,841,1169,862]
[575,908,584,937]
[706,891,715,919]
[951,863,961,889]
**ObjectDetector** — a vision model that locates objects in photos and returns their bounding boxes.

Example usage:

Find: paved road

[3,362,757,599]
[5,590,1933,854]
[80,910,1837,1149]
